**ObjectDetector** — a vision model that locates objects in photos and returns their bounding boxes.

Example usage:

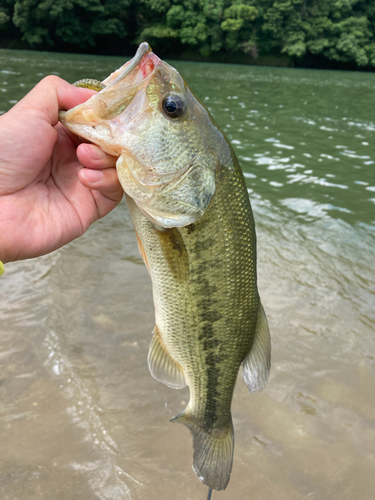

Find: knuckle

[40,75,63,87]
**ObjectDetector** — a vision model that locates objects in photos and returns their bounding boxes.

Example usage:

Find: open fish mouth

[59,42,160,138]
[92,43,160,121]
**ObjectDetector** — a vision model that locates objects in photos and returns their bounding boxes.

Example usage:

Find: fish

[59,42,271,491]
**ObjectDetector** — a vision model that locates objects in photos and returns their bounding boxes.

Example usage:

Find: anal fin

[148,326,186,389]
[242,302,271,393]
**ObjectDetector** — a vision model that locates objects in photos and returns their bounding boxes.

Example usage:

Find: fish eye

[162,95,185,119]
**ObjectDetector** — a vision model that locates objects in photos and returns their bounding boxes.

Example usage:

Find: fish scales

[127,158,259,478]
[59,42,271,492]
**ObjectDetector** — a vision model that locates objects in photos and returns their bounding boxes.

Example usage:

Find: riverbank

[1,38,374,71]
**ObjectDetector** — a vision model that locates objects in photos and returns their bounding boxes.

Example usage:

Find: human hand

[0,76,123,264]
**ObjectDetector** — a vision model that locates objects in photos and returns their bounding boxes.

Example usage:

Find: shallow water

[0,49,374,500]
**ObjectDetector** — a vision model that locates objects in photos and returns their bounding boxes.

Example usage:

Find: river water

[0,49,374,500]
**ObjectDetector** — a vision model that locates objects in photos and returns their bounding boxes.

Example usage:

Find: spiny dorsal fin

[171,411,234,491]
[242,302,271,393]
[148,326,187,389]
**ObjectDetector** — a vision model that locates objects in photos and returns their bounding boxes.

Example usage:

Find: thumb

[12,75,97,126]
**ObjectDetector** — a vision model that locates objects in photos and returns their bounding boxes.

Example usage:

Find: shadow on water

[0,49,374,499]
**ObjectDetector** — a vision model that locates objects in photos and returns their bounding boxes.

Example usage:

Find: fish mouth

[103,42,154,89]
[59,42,160,142]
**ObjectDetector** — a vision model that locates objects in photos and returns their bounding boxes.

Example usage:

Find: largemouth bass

[59,43,271,491]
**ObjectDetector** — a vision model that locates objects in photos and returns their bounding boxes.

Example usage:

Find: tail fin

[171,412,234,491]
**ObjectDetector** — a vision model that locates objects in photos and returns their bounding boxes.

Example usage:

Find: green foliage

[1,0,375,68]
[0,10,10,28]
[221,2,258,52]
[140,24,179,40]
[12,0,129,47]
[138,0,222,55]
[0,0,15,31]
[303,2,375,67]
[258,0,375,66]
[137,0,259,56]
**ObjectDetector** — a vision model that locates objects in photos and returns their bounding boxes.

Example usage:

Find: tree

[0,0,20,42]
[257,0,375,66]
[137,0,258,57]
[12,0,130,48]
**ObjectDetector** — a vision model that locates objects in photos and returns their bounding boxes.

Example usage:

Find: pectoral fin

[134,229,150,273]
[148,326,187,389]
[242,302,271,393]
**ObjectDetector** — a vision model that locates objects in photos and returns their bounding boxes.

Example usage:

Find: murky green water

[0,49,374,500]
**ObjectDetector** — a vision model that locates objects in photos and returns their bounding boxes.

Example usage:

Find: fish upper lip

[101,42,160,95]
[104,42,153,90]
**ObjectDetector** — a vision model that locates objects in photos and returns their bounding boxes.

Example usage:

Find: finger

[13,75,96,126]
[78,167,123,203]
[77,143,117,170]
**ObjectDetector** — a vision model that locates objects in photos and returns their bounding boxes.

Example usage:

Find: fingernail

[88,145,106,160]
[81,168,103,183]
